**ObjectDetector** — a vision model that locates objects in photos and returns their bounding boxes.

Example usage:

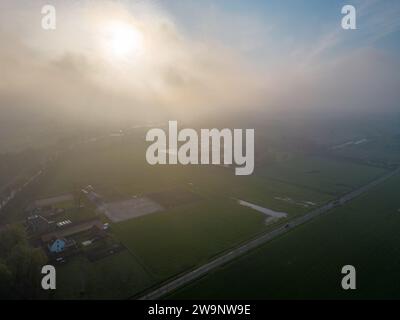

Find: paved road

[0,170,42,213]
[138,168,400,300]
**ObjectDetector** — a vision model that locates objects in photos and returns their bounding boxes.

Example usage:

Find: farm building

[26,214,54,234]
[48,238,76,253]
[40,219,105,246]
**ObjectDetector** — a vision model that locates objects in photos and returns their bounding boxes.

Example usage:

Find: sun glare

[102,21,144,60]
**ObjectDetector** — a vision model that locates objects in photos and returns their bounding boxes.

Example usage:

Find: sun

[102,20,144,59]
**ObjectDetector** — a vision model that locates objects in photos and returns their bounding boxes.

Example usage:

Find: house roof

[40,219,103,243]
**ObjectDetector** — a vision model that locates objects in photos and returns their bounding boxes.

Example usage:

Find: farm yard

[103,197,163,222]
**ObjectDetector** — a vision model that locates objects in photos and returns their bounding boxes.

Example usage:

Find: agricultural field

[1,128,395,299]
[111,198,267,280]
[259,155,388,196]
[1,130,334,223]
[170,171,400,299]
[53,251,156,299]
[2,0,400,303]
[330,136,400,167]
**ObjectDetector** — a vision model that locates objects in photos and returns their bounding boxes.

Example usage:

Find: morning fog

[146,121,255,175]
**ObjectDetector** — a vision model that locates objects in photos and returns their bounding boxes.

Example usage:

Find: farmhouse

[48,237,76,253]
[26,214,54,234]
[40,219,104,245]
[34,193,74,208]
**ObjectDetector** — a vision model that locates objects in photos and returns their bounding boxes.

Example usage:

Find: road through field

[138,167,400,300]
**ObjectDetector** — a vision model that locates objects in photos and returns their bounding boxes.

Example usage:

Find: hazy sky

[0,0,399,126]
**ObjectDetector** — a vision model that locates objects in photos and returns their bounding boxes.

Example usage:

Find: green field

[112,198,267,279]
[53,251,156,299]
[259,155,388,196]
[170,171,400,299]
[1,131,393,299]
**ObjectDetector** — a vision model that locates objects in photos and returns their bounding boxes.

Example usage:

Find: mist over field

[1,0,399,151]
[1,0,400,302]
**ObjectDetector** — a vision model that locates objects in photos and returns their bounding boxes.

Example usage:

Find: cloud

[0,0,399,132]
[0,0,271,125]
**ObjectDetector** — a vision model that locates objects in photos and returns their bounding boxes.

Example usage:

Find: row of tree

[0,225,47,299]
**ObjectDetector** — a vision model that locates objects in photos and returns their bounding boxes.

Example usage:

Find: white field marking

[332,138,368,150]
[237,199,288,219]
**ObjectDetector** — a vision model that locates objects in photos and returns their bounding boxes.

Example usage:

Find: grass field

[53,251,156,299]
[2,131,394,299]
[3,132,385,220]
[112,198,267,279]
[169,171,400,299]
[259,155,388,196]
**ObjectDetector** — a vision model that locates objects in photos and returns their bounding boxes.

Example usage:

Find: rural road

[138,167,400,300]
[0,170,42,213]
